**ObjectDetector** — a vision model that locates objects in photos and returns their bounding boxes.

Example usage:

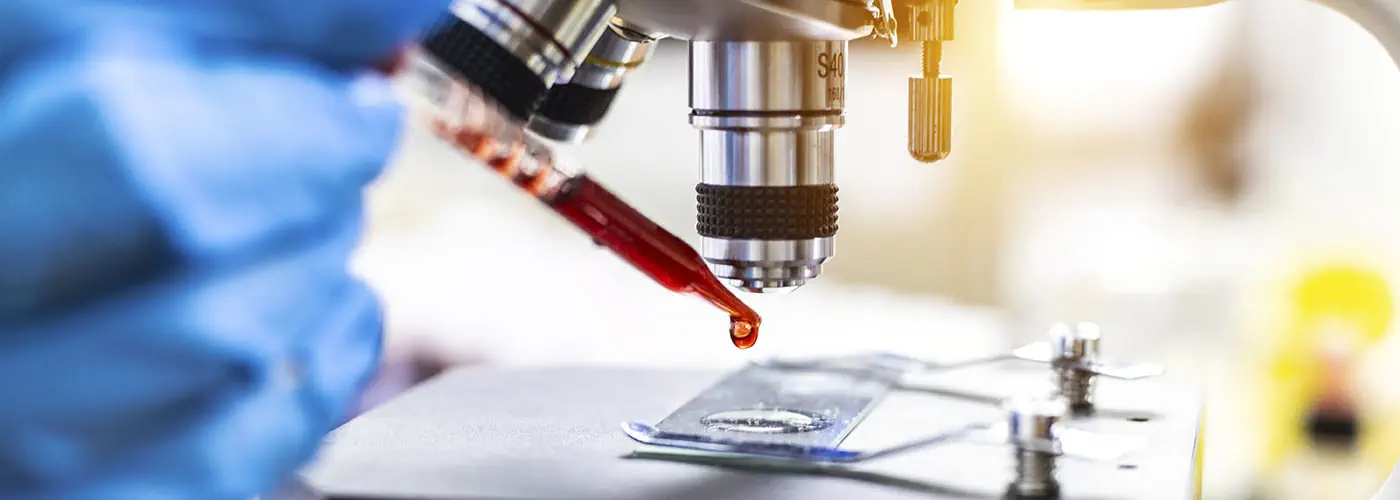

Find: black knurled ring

[420,16,548,122]
[696,184,839,240]
[535,84,621,126]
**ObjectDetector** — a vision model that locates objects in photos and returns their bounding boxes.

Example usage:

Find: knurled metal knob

[1049,322,1102,364]
[1049,322,1103,410]
[1005,395,1065,498]
[909,0,955,42]
[908,75,953,163]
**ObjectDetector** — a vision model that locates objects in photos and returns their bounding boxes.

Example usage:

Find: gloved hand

[0,1,449,498]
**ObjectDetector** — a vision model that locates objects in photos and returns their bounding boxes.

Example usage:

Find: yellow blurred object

[1259,263,1397,495]
[1194,407,1206,500]
[1014,0,1228,10]
[1291,266,1393,345]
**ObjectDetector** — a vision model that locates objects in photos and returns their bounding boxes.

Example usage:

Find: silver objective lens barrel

[422,0,618,121]
[527,25,658,143]
[690,40,846,293]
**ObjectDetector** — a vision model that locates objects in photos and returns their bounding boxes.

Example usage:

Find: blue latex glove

[0,1,449,498]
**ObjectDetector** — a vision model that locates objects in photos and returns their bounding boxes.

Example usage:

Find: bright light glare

[999,5,1237,129]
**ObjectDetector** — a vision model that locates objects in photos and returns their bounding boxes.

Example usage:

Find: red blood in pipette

[548,176,762,349]
[415,78,764,349]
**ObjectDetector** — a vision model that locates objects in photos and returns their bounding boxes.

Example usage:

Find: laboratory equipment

[396,52,761,347]
[526,24,658,143]
[301,323,1203,499]
[324,0,1400,497]
[410,0,879,294]
[395,0,1400,347]
[404,0,1400,297]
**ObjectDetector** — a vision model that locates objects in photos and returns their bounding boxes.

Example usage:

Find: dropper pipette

[394,49,762,348]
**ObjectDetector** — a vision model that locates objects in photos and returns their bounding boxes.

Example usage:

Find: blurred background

[352,0,1400,497]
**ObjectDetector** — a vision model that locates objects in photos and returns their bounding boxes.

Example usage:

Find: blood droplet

[730,318,758,349]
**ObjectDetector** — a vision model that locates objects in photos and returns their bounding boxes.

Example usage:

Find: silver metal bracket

[620,330,1158,461]
[618,322,1173,498]
[303,365,1203,500]
[870,0,899,46]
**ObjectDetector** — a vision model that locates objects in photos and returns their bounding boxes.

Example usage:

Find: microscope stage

[302,366,1202,500]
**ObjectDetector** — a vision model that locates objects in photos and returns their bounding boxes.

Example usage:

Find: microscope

[416,0,952,294]
[413,0,1400,295]
[297,1,1400,498]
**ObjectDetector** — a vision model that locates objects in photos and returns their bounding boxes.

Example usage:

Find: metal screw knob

[909,0,955,42]
[1005,395,1065,498]
[1048,322,1103,410]
[908,75,953,163]
[1007,395,1064,450]
[907,0,955,164]
[1049,322,1101,363]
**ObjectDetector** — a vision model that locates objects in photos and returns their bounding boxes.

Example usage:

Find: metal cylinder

[1054,364,1095,412]
[908,75,952,162]
[452,0,618,82]
[1007,396,1064,448]
[527,24,658,143]
[1049,322,1102,410]
[425,0,617,120]
[906,0,956,164]
[1012,449,1060,498]
[573,24,656,88]
[690,40,846,293]
[909,0,956,41]
[1005,396,1065,498]
[1049,322,1102,361]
